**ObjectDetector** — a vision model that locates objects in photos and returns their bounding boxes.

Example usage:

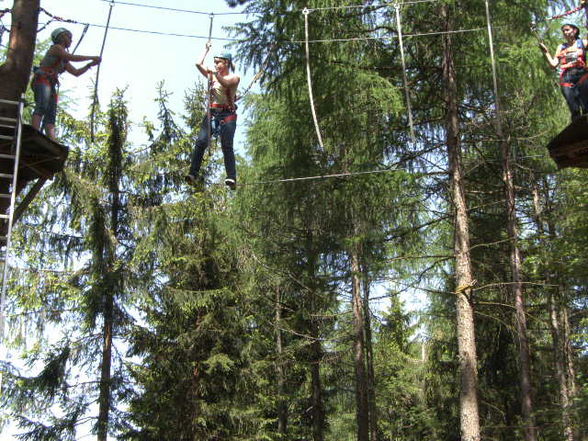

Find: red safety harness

[559,39,587,87]
[210,103,237,124]
[32,49,67,88]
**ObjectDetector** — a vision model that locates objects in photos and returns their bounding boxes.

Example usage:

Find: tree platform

[547,116,588,168]
[0,124,69,233]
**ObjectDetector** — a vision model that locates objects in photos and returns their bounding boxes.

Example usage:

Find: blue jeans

[561,68,588,120]
[32,81,58,125]
[189,110,237,180]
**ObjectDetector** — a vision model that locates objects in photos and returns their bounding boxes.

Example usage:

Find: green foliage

[3,2,588,441]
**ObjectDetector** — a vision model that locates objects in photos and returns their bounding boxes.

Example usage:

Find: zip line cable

[293,27,490,44]
[239,168,443,187]
[100,0,440,15]
[100,0,247,16]
[90,1,114,143]
[394,3,416,143]
[38,6,490,44]
[302,8,324,150]
[206,14,214,155]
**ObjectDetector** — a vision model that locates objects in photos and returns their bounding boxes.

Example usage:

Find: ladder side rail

[0,94,23,338]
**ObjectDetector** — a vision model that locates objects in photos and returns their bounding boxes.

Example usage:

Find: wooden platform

[0,124,68,234]
[547,116,588,168]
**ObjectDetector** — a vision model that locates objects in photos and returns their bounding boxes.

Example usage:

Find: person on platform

[31,27,101,140]
[540,23,588,121]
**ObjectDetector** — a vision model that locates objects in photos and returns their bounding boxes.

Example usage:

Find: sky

[33,0,254,151]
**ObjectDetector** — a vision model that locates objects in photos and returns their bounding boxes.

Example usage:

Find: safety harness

[559,39,587,87]
[210,78,238,125]
[32,49,67,88]
[210,103,237,125]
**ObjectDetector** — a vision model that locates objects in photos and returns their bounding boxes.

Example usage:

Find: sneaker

[224,178,236,190]
[185,174,197,185]
[185,174,204,191]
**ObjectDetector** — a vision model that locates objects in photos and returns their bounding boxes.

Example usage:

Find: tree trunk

[351,250,369,441]
[362,267,378,441]
[0,1,40,217]
[310,325,324,441]
[97,294,114,441]
[498,86,537,441]
[306,239,324,441]
[548,290,575,441]
[275,288,288,437]
[441,5,481,441]
[532,180,577,441]
[561,307,577,398]
[97,103,125,441]
[0,0,39,103]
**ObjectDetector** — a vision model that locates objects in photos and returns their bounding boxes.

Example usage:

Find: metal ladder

[0,94,24,390]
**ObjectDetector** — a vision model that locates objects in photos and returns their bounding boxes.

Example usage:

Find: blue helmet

[214,52,235,71]
[214,52,233,62]
[51,27,72,44]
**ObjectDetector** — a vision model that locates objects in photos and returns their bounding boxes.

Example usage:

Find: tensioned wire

[40,5,491,43]
[102,0,441,15]
[36,4,544,187]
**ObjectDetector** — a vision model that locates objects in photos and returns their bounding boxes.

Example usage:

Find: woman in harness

[186,42,240,190]
[31,27,101,140]
[540,23,588,120]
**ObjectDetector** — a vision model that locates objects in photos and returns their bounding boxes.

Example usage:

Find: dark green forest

[1,0,587,440]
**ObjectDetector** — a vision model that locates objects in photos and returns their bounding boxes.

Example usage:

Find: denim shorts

[32,81,58,125]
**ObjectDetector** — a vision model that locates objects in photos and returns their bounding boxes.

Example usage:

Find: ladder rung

[0,98,19,106]
[0,173,13,179]
[0,154,15,160]
[0,214,10,219]
[0,194,10,199]
[0,135,13,141]
[0,236,6,241]
[0,124,15,129]
[0,117,17,123]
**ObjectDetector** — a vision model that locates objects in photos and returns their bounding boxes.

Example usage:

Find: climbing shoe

[224,178,236,190]
[185,174,204,191]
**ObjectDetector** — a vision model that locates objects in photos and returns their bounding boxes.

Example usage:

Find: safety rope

[39,7,81,24]
[394,3,416,143]
[545,4,584,21]
[531,1,588,35]
[72,23,90,54]
[91,1,114,142]
[485,0,502,123]
[302,8,324,150]
[207,13,214,154]
[241,168,418,186]
[236,44,276,102]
